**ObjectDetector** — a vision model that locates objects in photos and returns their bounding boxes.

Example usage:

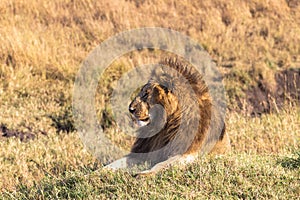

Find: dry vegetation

[0,0,299,198]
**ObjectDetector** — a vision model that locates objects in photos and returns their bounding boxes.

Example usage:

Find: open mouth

[136,117,150,127]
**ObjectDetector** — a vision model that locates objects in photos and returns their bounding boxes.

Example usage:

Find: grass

[0,0,299,199]
[279,151,300,170]
[2,154,299,199]
[0,108,299,198]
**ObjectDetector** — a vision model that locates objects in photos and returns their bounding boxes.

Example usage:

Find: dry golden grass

[0,0,299,133]
[1,0,299,73]
[228,106,299,154]
[0,0,299,197]
[0,108,299,193]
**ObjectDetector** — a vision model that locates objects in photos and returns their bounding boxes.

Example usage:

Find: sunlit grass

[1,108,299,198]
[0,0,299,198]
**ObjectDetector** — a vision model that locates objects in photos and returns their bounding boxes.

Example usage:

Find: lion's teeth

[137,120,148,127]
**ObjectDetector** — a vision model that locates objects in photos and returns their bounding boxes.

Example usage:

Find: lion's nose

[129,107,135,113]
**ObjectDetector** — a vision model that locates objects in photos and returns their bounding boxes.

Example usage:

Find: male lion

[105,57,230,175]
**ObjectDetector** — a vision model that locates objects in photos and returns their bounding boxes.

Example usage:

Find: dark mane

[160,57,204,85]
[158,57,209,97]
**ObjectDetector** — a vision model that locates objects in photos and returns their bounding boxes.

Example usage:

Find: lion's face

[129,83,178,127]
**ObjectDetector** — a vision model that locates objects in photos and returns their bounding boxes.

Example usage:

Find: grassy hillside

[1,109,299,198]
[0,0,299,198]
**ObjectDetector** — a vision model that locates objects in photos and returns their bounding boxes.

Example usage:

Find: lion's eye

[141,93,148,99]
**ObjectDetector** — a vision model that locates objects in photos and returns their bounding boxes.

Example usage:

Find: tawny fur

[105,57,230,175]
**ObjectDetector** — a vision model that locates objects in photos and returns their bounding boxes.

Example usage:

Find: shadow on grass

[278,151,300,170]
[48,105,76,134]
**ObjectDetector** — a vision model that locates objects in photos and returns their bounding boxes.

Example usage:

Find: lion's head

[129,82,178,128]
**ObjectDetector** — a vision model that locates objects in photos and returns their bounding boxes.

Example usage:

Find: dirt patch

[238,68,299,116]
[0,124,46,142]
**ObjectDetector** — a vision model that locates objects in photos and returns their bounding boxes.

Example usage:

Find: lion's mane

[130,57,229,163]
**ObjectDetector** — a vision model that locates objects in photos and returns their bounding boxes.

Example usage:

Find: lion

[104,57,230,175]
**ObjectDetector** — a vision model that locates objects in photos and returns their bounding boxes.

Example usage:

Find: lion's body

[105,57,230,175]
